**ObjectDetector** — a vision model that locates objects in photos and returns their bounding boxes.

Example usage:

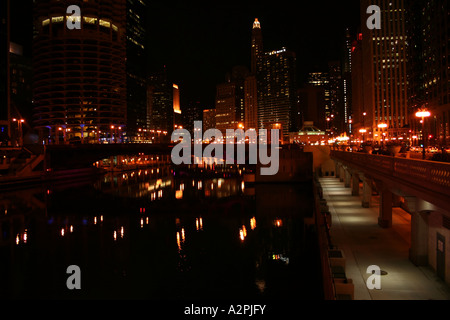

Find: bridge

[44,143,174,170]
[330,150,450,273]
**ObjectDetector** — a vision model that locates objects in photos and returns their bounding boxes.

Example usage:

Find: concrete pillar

[378,187,393,228]
[344,168,351,188]
[405,196,430,266]
[352,172,360,196]
[335,162,341,179]
[339,166,345,183]
[362,177,373,208]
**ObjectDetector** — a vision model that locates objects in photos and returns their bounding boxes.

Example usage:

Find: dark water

[0,167,323,300]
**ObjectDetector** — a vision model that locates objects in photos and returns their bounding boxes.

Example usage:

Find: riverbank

[0,167,105,191]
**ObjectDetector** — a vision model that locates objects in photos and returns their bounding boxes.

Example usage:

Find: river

[0,165,322,300]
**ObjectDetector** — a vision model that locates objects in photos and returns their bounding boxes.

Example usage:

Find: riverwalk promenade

[319,177,450,300]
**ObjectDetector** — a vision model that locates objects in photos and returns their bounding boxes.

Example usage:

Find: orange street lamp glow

[415,110,431,160]
[415,111,431,118]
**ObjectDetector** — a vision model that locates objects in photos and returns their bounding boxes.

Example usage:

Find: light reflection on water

[0,166,322,300]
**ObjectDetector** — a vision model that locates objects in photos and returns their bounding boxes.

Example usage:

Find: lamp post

[378,123,388,149]
[415,110,431,160]
[12,118,25,147]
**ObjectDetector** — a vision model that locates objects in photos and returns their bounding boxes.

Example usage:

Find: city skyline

[138,1,361,107]
[1,0,450,306]
[8,1,361,109]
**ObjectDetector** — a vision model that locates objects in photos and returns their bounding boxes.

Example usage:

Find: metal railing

[331,151,450,199]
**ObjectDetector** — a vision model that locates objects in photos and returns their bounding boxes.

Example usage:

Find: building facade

[258,48,297,137]
[359,0,410,142]
[203,108,216,132]
[0,0,10,144]
[126,0,148,139]
[32,0,127,144]
[215,66,249,132]
[244,18,263,131]
[409,0,449,148]
[147,69,173,135]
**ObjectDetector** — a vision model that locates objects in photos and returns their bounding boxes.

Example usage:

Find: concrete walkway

[319,177,450,300]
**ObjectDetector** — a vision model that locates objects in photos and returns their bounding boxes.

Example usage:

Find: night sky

[147,0,361,108]
[10,0,361,109]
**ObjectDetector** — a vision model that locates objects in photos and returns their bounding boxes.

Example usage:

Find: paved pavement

[319,177,450,300]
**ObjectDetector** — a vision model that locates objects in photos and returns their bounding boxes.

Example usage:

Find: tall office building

[258,48,297,137]
[328,61,344,135]
[297,86,326,132]
[173,84,182,130]
[409,0,449,147]
[308,72,330,129]
[203,108,216,132]
[351,32,374,136]
[126,0,147,138]
[182,101,202,135]
[33,0,127,144]
[251,18,263,75]
[215,66,249,132]
[0,0,10,144]
[342,27,353,133]
[147,68,173,134]
[359,0,409,141]
[244,19,263,130]
[215,81,238,132]
[9,42,33,145]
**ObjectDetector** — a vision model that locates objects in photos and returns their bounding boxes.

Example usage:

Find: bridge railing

[330,151,450,198]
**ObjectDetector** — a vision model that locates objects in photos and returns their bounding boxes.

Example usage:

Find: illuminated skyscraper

[203,109,216,132]
[308,72,331,131]
[328,61,344,135]
[147,68,173,135]
[33,0,127,144]
[216,66,249,132]
[359,0,409,141]
[258,48,297,136]
[409,0,449,147]
[0,0,10,143]
[245,19,263,130]
[126,0,148,138]
[216,81,238,132]
[342,27,353,133]
[173,83,182,130]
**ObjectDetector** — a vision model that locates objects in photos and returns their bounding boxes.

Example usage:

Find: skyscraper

[215,81,238,132]
[297,85,326,132]
[33,0,127,144]
[173,83,182,130]
[0,0,10,144]
[409,0,449,147]
[203,108,216,132]
[328,61,344,135]
[215,66,249,132]
[244,19,263,131]
[359,0,409,141]
[258,48,297,136]
[308,71,331,130]
[351,32,373,137]
[342,27,354,133]
[251,18,263,75]
[126,0,148,138]
[147,68,173,135]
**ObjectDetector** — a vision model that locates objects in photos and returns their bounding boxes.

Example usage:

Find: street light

[359,128,367,145]
[12,118,25,147]
[415,110,431,160]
